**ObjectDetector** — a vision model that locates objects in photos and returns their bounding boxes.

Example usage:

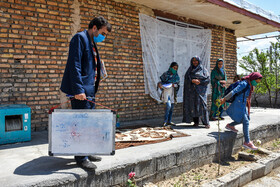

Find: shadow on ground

[14,156,80,176]
[208,131,238,160]
[0,131,48,150]
[174,124,210,129]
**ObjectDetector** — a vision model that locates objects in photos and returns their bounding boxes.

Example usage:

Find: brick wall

[152,10,237,114]
[0,0,237,130]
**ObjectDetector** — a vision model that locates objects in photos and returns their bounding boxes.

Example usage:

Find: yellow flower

[215,99,221,107]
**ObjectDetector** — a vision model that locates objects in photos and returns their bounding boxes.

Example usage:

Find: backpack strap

[242,80,250,102]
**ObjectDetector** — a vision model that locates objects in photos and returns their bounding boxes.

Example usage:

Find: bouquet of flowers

[127,172,136,187]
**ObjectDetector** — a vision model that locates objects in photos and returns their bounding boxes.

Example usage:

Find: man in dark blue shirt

[61,16,112,170]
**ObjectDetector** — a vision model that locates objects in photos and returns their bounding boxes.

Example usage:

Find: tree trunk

[264,78,273,108]
[254,96,259,107]
[274,90,278,108]
[268,89,272,108]
[274,69,279,108]
[253,92,259,107]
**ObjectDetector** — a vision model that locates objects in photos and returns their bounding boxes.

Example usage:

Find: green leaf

[239,39,280,107]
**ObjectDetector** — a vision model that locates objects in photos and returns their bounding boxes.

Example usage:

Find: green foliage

[173,174,188,187]
[127,179,136,187]
[239,37,280,107]
[215,99,222,176]
[246,149,257,154]
[193,173,203,183]
[127,172,137,187]
[272,139,280,148]
[173,181,182,187]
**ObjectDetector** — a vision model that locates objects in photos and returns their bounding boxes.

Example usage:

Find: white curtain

[139,14,212,103]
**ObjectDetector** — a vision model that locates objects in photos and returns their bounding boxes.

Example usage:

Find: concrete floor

[0,108,280,187]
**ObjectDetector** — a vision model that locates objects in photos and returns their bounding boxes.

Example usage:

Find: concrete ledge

[269,152,280,169]
[248,163,266,180]
[1,108,280,187]
[203,151,280,187]
[257,157,274,175]
[234,166,252,186]
[217,172,240,187]
[201,179,225,187]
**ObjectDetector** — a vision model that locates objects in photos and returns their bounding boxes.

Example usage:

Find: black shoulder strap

[93,41,101,94]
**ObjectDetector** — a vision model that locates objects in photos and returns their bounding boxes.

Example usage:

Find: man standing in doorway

[61,16,112,170]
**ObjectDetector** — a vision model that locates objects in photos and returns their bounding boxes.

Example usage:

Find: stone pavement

[0,108,280,187]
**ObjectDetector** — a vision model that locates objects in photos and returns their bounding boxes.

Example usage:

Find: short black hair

[170,62,178,68]
[88,16,112,32]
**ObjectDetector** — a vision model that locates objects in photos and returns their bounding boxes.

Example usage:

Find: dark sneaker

[163,122,168,127]
[168,122,176,126]
[77,159,96,170]
[193,123,199,127]
[88,155,102,162]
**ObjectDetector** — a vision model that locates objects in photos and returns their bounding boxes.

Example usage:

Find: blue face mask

[94,34,105,43]
[251,80,258,86]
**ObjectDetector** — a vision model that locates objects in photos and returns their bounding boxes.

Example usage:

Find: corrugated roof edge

[207,0,280,28]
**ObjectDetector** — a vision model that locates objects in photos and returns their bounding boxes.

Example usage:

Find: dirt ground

[143,139,280,187]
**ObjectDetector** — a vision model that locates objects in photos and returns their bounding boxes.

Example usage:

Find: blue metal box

[0,104,31,145]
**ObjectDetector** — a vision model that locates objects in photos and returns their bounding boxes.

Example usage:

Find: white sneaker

[243,141,258,150]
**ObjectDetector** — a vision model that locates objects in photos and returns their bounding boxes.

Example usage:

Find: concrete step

[0,108,279,187]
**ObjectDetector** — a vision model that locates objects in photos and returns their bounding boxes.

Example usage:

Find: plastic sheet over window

[139,14,212,103]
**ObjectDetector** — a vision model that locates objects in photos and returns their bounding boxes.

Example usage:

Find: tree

[252,81,267,107]
[239,48,275,107]
[267,38,280,107]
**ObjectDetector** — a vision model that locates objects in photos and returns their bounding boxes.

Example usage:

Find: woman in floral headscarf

[183,56,210,128]
[220,72,263,150]
[210,59,227,121]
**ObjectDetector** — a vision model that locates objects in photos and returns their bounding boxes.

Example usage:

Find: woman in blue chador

[182,56,210,128]
[220,72,263,150]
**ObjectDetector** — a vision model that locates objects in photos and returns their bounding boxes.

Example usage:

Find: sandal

[205,124,210,129]
[210,117,217,121]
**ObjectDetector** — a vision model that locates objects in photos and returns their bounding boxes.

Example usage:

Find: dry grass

[144,139,280,187]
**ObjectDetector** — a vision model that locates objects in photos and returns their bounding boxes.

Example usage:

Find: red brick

[0,0,238,129]
[0,2,11,8]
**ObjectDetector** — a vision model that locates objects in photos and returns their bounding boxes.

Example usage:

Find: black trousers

[71,98,95,163]
[193,116,208,125]
[193,117,199,125]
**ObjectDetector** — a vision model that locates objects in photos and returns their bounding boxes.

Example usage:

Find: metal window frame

[156,16,204,29]
[155,16,204,62]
